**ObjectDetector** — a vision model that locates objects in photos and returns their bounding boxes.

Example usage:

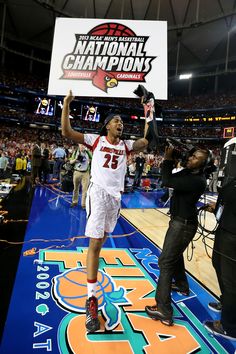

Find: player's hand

[143,98,155,123]
[143,97,154,108]
[64,90,74,105]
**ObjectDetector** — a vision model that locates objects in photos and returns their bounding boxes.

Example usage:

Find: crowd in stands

[0,104,229,140]
[158,126,224,139]
[0,69,47,92]
[0,68,234,184]
[1,69,236,110]
[0,122,162,183]
[160,93,236,110]
[90,93,236,111]
[0,120,222,185]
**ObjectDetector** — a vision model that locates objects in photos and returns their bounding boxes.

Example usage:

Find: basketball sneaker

[85,296,100,332]
[145,305,173,326]
[70,202,78,208]
[171,282,190,296]
[204,320,236,341]
[208,301,222,312]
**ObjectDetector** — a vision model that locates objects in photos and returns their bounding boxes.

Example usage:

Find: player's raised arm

[61,90,85,144]
[133,85,160,152]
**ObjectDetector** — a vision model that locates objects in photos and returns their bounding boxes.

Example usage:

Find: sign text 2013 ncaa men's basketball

[48,18,167,99]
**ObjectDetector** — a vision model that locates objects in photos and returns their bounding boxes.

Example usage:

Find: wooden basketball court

[121,207,220,296]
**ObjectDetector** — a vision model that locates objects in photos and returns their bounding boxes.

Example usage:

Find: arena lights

[179,73,192,80]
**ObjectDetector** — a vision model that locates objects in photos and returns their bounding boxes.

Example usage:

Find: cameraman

[145,145,208,325]
[204,178,236,340]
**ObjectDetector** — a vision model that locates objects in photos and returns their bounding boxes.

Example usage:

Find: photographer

[204,178,236,340]
[70,144,92,208]
[145,145,209,325]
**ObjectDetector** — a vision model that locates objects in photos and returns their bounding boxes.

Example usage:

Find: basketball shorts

[85,183,121,239]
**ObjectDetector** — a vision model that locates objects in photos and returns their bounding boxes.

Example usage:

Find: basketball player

[61,90,154,332]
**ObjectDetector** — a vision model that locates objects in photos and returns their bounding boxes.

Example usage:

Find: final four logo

[28,248,223,353]
[61,22,156,92]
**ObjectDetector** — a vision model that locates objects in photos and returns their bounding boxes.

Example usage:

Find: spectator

[31,143,41,185]
[39,142,50,183]
[133,152,146,188]
[14,153,23,175]
[0,152,8,179]
[52,143,66,180]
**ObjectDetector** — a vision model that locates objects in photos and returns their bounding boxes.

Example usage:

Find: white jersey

[84,134,134,199]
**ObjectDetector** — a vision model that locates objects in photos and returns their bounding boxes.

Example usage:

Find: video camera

[166,137,195,167]
[76,154,85,163]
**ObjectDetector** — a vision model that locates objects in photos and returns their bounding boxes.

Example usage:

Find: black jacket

[162,160,207,220]
[218,178,236,234]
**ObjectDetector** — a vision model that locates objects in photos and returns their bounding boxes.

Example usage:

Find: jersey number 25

[103,154,119,169]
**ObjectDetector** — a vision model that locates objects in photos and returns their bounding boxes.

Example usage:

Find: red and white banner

[48,18,167,99]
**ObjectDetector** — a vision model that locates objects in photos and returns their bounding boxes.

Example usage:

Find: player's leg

[85,184,107,332]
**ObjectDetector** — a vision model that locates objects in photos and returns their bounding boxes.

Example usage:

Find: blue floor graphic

[1,185,235,354]
[121,190,165,209]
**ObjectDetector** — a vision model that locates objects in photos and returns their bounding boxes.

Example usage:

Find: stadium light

[179,73,192,80]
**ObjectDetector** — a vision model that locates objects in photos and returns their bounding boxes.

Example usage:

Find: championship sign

[48,18,167,99]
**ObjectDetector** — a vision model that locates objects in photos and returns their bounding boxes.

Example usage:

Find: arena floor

[0,183,235,354]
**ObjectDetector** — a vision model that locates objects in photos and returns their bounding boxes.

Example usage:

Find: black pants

[155,218,198,317]
[212,227,236,337]
[133,169,143,187]
[39,167,49,183]
[31,165,40,183]
[39,160,50,183]
[53,159,64,179]
[0,168,5,179]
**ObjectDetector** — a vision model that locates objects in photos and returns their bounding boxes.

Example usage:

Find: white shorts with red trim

[85,183,121,239]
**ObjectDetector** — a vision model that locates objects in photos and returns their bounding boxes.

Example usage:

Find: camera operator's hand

[64,90,74,105]
[205,202,216,213]
[164,146,174,160]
